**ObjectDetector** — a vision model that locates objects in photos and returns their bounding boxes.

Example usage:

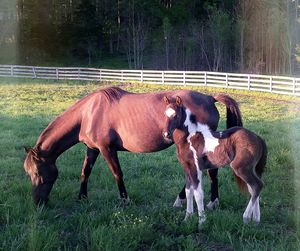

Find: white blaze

[165,108,176,118]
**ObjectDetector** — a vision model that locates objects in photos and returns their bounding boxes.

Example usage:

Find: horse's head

[162,95,186,140]
[24,147,58,205]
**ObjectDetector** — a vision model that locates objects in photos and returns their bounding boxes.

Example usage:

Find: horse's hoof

[78,193,88,200]
[173,196,186,208]
[77,195,89,203]
[121,197,130,205]
[206,198,219,210]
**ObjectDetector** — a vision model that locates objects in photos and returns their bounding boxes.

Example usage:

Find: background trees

[0,0,299,75]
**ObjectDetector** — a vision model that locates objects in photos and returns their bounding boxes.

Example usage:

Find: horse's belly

[117,131,172,153]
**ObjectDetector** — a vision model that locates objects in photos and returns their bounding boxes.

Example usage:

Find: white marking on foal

[184,109,219,154]
[187,134,205,224]
[165,108,176,118]
[243,184,260,223]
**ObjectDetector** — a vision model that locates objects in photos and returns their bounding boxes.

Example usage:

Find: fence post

[141,70,143,83]
[78,68,80,80]
[247,75,250,90]
[32,66,36,78]
[204,72,207,86]
[10,65,14,76]
[225,73,228,88]
[269,76,272,92]
[293,78,295,95]
[56,68,59,80]
[121,70,124,82]
[183,71,186,86]
[99,69,102,81]
[162,71,165,84]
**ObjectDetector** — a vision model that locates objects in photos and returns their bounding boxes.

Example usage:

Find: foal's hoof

[243,217,250,224]
[198,214,206,225]
[206,198,219,210]
[183,212,193,222]
[173,196,186,208]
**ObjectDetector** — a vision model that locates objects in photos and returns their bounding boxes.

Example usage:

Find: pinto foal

[163,96,267,225]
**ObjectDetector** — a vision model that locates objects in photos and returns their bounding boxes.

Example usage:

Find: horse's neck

[35,111,81,160]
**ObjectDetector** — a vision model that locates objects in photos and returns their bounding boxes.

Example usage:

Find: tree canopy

[0,0,299,75]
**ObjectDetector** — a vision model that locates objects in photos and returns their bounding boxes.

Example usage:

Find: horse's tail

[213,94,243,128]
[255,138,268,178]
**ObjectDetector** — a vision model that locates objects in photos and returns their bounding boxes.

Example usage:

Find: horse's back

[77,87,218,153]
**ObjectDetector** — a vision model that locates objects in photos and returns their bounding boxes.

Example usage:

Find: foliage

[0,79,299,250]
[1,0,298,75]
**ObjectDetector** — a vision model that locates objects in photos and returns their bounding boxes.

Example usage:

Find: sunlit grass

[0,78,299,250]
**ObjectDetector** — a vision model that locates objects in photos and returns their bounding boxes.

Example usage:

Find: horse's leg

[78,147,99,199]
[173,185,186,207]
[101,147,129,203]
[207,168,220,210]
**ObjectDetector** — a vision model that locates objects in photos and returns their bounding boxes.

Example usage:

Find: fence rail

[1,64,300,96]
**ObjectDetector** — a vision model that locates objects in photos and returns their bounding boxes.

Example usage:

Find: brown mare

[24,87,242,205]
[162,96,267,225]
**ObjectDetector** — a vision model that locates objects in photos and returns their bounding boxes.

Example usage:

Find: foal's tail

[255,138,268,178]
[213,94,243,128]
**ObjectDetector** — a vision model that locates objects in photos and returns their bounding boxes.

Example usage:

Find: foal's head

[162,96,186,140]
[24,147,58,205]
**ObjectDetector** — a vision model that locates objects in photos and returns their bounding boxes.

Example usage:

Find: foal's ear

[163,96,170,104]
[176,96,182,105]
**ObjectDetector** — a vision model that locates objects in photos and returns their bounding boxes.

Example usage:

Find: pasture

[0,78,299,250]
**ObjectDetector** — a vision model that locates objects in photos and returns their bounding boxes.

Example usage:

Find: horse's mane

[101,87,128,102]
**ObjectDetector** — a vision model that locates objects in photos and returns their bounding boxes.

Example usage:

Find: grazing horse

[24,87,242,205]
[162,96,267,225]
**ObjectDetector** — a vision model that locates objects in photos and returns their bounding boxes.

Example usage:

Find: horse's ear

[176,96,182,105]
[163,96,170,104]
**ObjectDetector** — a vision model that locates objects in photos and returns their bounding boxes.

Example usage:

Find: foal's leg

[79,147,99,199]
[207,168,220,210]
[101,147,129,203]
[232,163,263,223]
[184,185,194,221]
[193,169,206,225]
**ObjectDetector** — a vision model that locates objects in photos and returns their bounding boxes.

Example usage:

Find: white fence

[1,64,300,96]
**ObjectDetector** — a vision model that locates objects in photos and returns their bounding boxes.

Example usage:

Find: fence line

[0,64,299,96]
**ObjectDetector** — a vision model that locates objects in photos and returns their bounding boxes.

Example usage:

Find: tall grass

[0,78,299,250]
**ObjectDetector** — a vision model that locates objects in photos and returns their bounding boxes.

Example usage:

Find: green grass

[0,78,300,250]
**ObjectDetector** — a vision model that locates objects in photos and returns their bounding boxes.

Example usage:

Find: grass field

[0,78,300,250]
